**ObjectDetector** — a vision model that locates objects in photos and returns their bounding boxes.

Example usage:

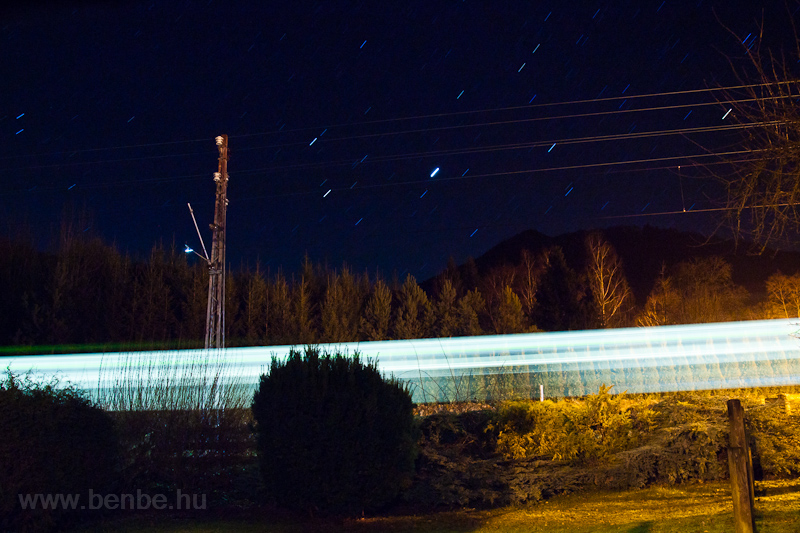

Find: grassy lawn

[69,480,800,533]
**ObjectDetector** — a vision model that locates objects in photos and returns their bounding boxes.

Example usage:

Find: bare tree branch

[710,6,800,251]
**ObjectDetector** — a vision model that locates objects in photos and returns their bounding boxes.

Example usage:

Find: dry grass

[68,480,800,532]
[93,350,256,502]
[96,349,251,412]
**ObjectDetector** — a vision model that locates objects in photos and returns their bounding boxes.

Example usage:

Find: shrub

[747,401,800,478]
[638,392,729,484]
[492,385,642,465]
[251,347,417,515]
[0,370,118,532]
[404,410,504,508]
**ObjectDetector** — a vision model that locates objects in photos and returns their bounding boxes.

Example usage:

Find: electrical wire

[0,117,775,175]
[231,80,795,137]
[1,80,793,162]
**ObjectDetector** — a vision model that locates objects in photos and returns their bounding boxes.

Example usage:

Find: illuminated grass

[0,340,201,356]
[68,481,800,532]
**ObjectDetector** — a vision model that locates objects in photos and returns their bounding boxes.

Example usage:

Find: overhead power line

[0,114,777,175]
[2,80,795,161]
[227,121,770,175]
[232,80,797,137]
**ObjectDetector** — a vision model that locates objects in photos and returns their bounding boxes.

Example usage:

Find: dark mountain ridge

[447,226,800,306]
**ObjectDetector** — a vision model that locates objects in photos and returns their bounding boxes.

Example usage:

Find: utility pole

[205,135,229,350]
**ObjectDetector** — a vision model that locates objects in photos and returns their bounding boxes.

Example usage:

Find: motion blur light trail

[1,319,799,404]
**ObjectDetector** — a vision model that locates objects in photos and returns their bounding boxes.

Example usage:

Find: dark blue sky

[2,1,797,279]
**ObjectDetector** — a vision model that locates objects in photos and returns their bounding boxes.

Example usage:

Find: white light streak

[430,167,440,177]
[722,109,732,120]
[2,320,798,404]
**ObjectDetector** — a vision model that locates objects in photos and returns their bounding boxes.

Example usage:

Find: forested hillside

[3,225,800,353]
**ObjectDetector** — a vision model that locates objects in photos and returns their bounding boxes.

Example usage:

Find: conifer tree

[243,266,268,344]
[291,274,315,344]
[443,256,464,296]
[432,278,458,337]
[492,285,527,334]
[393,274,433,339]
[462,257,480,292]
[266,272,292,344]
[132,243,175,342]
[533,247,584,331]
[455,289,485,336]
[182,261,208,342]
[321,268,361,342]
[360,278,392,341]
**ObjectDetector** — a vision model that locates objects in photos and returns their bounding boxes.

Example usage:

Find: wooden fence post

[727,399,755,533]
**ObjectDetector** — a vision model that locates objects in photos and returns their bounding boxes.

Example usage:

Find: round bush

[251,347,417,515]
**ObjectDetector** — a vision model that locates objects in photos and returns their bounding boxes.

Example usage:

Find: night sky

[2,1,797,280]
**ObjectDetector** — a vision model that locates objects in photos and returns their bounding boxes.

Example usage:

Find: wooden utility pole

[727,399,756,533]
[205,135,229,350]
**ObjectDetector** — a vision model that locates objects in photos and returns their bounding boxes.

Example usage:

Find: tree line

[2,226,798,351]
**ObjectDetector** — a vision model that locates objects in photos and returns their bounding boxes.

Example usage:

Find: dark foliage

[532,247,588,331]
[0,370,119,532]
[111,408,254,506]
[251,347,418,515]
[746,398,800,478]
[404,410,506,508]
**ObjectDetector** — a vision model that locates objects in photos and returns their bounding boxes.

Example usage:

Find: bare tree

[638,265,681,327]
[585,233,632,328]
[637,258,748,326]
[712,9,800,251]
[765,271,800,318]
[516,249,540,324]
[481,265,517,319]
[672,256,748,323]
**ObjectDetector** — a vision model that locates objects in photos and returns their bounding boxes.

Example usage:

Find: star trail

[1,1,798,278]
